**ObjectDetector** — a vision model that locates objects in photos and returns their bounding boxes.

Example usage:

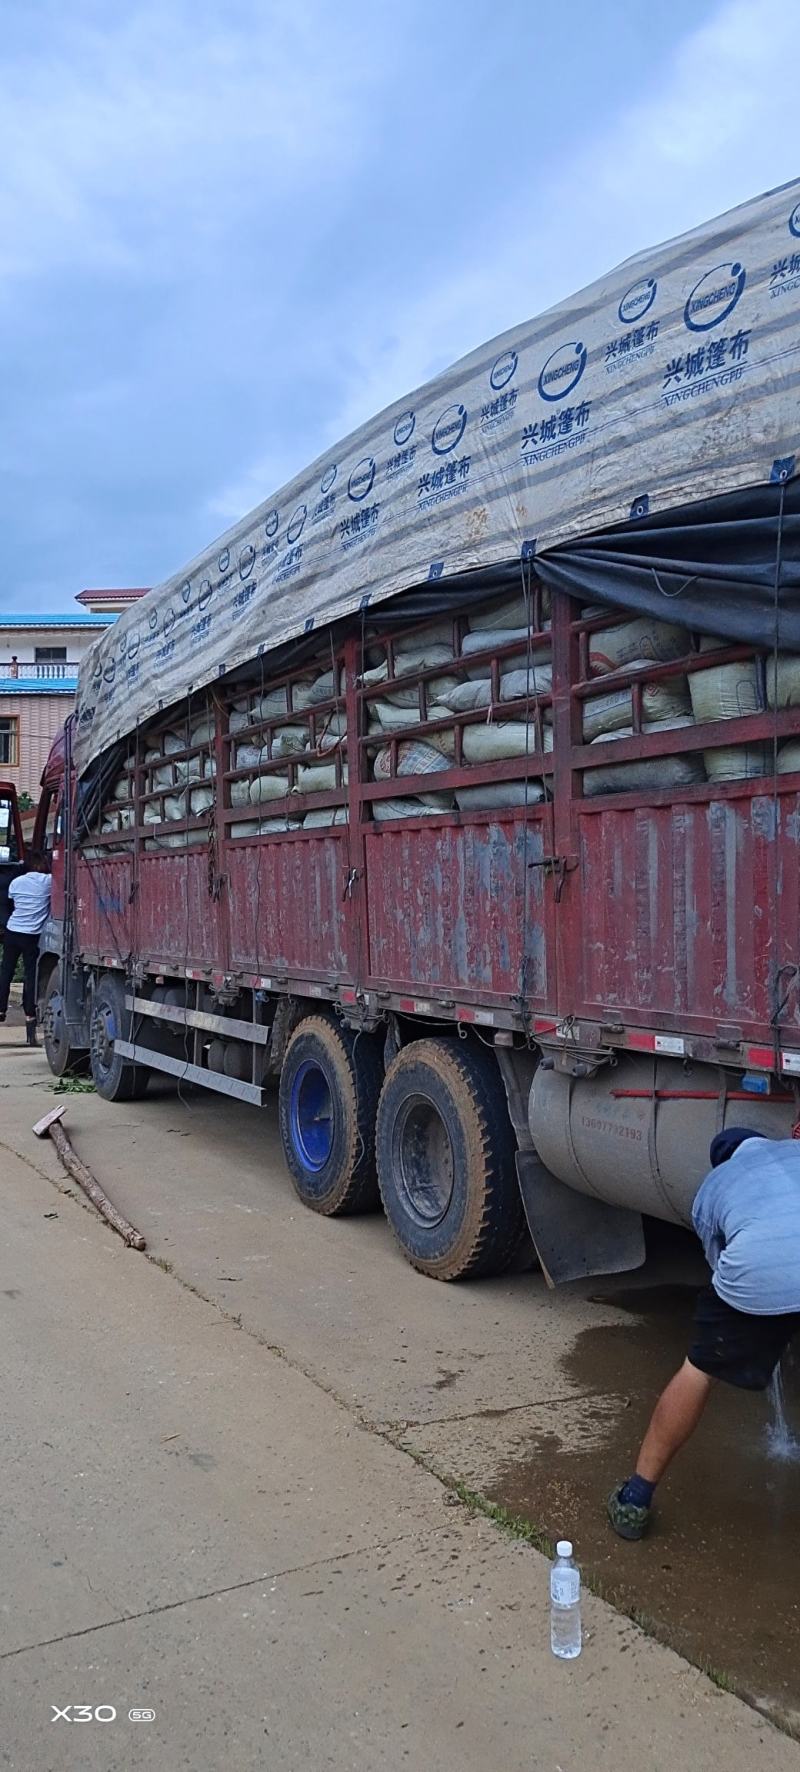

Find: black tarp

[534,475,800,649]
[365,476,800,650]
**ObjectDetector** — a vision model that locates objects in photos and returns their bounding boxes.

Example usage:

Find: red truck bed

[70,584,800,1082]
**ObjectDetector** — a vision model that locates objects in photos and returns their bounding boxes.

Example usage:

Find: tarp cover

[75,177,800,773]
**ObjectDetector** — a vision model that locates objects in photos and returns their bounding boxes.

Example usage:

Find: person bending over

[0,851,52,1047]
[607,1127,800,1540]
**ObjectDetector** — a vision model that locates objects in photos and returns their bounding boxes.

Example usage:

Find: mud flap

[515,1150,646,1287]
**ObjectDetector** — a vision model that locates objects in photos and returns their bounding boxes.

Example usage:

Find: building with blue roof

[0,594,146,800]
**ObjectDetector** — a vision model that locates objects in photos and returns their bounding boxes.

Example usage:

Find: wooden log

[47,1121,146,1250]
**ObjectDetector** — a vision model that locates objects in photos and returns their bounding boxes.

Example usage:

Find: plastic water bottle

[550,1540,581,1659]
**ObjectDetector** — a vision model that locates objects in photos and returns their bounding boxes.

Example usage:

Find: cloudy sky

[2,0,798,612]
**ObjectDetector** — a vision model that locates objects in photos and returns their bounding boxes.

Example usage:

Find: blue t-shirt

[692,1138,800,1316]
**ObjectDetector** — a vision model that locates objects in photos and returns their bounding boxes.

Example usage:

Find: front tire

[278,1015,382,1215]
[41,967,88,1078]
[89,974,149,1102]
[376,1038,527,1279]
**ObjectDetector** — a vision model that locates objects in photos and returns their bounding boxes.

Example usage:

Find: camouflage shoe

[607,1484,651,1541]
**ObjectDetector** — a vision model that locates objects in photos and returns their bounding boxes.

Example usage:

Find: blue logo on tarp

[684,261,746,331]
[348,456,376,500]
[218,547,230,573]
[103,659,116,685]
[148,609,158,632]
[490,349,517,391]
[790,202,800,239]
[164,609,175,637]
[181,579,192,604]
[239,542,255,579]
[618,277,657,325]
[265,510,279,538]
[287,504,307,543]
[198,578,213,611]
[432,403,467,454]
[394,410,415,447]
[538,341,587,402]
[321,464,337,494]
[128,631,140,661]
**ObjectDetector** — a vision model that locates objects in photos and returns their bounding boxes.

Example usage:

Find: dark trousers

[0,931,40,1020]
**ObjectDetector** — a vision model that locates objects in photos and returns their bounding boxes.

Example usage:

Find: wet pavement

[3,1027,800,1742]
[483,1238,800,1731]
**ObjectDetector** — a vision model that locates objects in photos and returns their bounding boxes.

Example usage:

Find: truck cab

[29,723,85,1074]
[0,783,25,937]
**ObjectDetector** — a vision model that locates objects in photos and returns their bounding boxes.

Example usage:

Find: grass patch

[705,1665,737,1694]
[449,1478,556,1556]
[51,1076,96,1095]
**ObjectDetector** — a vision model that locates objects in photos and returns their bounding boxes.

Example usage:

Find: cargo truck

[30,181,800,1283]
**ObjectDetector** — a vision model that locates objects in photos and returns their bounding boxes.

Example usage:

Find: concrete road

[0,1023,798,1771]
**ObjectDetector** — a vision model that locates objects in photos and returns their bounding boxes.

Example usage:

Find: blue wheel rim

[290,1060,334,1172]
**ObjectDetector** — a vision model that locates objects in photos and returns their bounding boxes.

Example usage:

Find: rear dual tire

[376,1038,528,1280]
[278,1015,383,1215]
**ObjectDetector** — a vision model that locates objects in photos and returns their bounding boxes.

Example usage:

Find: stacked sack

[140,716,215,850]
[362,592,554,817]
[228,680,350,834]
[582,618,800,794]
[83,755,136,856]
[688,638,768,781]
[371,740,453,820]
[581,617,702,796]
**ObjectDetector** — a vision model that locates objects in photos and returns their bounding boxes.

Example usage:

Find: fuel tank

[528,1056,795,1226]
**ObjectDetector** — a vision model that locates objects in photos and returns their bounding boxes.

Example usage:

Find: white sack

[295,763,348,793]
[582,669,691,740]
[463,722,553,762]
[589,619,690,676]
[584,717,704,795]
[302,807,349,827]
[766,655,800,709]
[456,781,546,811]
[371,794,453,820]
[249,774,291,804]
[689,659,764,722]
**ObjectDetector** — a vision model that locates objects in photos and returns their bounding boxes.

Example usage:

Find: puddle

[486,1255,800,1729]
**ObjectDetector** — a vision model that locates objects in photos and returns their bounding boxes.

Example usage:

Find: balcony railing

[2,661,80,681]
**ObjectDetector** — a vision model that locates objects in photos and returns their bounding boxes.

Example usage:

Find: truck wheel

[376,1038,527,1280]
[42,968,88,1078]
[278,1015,382,1215]
[89,975,149,1103]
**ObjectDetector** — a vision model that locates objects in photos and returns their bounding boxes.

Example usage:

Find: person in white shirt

[0,852,51,1046]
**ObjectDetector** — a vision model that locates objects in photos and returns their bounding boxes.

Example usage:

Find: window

[0,717,18,767]
[0,796,20,863]
[34,645,68,680]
